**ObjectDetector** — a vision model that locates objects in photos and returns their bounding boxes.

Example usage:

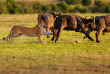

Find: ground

[0,13,110,74]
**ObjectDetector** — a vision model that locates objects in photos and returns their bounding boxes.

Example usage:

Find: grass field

[0,13,110,74]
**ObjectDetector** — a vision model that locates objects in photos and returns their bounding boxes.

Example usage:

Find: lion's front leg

[38,36,44,43]
[46,27,50,38]
[42,29,53,35]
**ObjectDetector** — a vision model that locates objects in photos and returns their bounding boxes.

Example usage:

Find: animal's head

[53,10,62,18]
[51,7,62,18]
[88,16,95,23]
[88,16,97,29]
[84,16,95,27]
[37,9,62,28]
[84,16,89,23]
[37,13,48,28]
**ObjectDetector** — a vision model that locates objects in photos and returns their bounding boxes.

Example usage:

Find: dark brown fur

[84,15,110,43]
[51,14,94,43]
[71,14,94,40]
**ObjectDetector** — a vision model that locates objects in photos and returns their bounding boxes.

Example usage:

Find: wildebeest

[51,14,94,43]
[3,17,53,43]
[38,8,61,38]
[84,15,110,43]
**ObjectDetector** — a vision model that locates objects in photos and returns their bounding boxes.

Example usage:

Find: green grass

[0,13,110,74]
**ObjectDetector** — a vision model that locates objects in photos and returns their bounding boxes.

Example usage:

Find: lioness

[3,16,53,43]
[38,9,61,38]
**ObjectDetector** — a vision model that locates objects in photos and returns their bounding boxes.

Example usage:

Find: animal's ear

[54,10,62,17]
[85,16,87,19]
[37,13,41,20]
[37,15,41,22]
[52,7,55,12]
[42,14,44,17]
[91,16,95,23]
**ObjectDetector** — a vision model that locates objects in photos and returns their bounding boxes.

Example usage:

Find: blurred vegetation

[82,0,92,6]
[0,0,110,14]
[57,1,69,13]
[63,0,82,4]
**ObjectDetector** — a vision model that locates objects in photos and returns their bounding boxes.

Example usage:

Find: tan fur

[5,14,53,43]
[38,13,56,38]
[6,23,53,43]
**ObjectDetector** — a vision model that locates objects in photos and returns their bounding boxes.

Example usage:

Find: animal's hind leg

[96,29,105,43]
[102,27,110,35]
[96,31,102,43]
[7,33,21,42]
[7,33,13,42]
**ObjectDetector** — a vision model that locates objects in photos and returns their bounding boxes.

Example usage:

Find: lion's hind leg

[7,33,22,42]
[6,27,22,42]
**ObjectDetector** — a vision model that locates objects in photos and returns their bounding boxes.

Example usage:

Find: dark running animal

[84,15,110,43]
[51,14,94,43]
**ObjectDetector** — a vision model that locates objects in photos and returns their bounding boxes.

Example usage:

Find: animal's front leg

[38,36,44,43]
[46,28,50,38]
[43,30,53,35]
[51,29,58,41]
[55,26,63,43]
[81,28,94,41]
[45,32,53,35]
[83,28,93,39]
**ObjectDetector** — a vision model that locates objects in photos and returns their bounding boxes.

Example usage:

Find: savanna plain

[0,13,110,74]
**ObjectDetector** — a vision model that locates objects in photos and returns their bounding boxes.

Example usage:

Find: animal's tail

[3,37,6,41]
[3,26,14,41]
[9,26,14,35]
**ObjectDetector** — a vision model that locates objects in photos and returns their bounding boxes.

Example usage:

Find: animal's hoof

[3,38,6,41]
[7,38,10,42]
[47,36,50,38]
[91,39,94,41]
[55,40,57,43]
[51,38,54,41]
[90,38,94,41]
[96,41,100,43]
